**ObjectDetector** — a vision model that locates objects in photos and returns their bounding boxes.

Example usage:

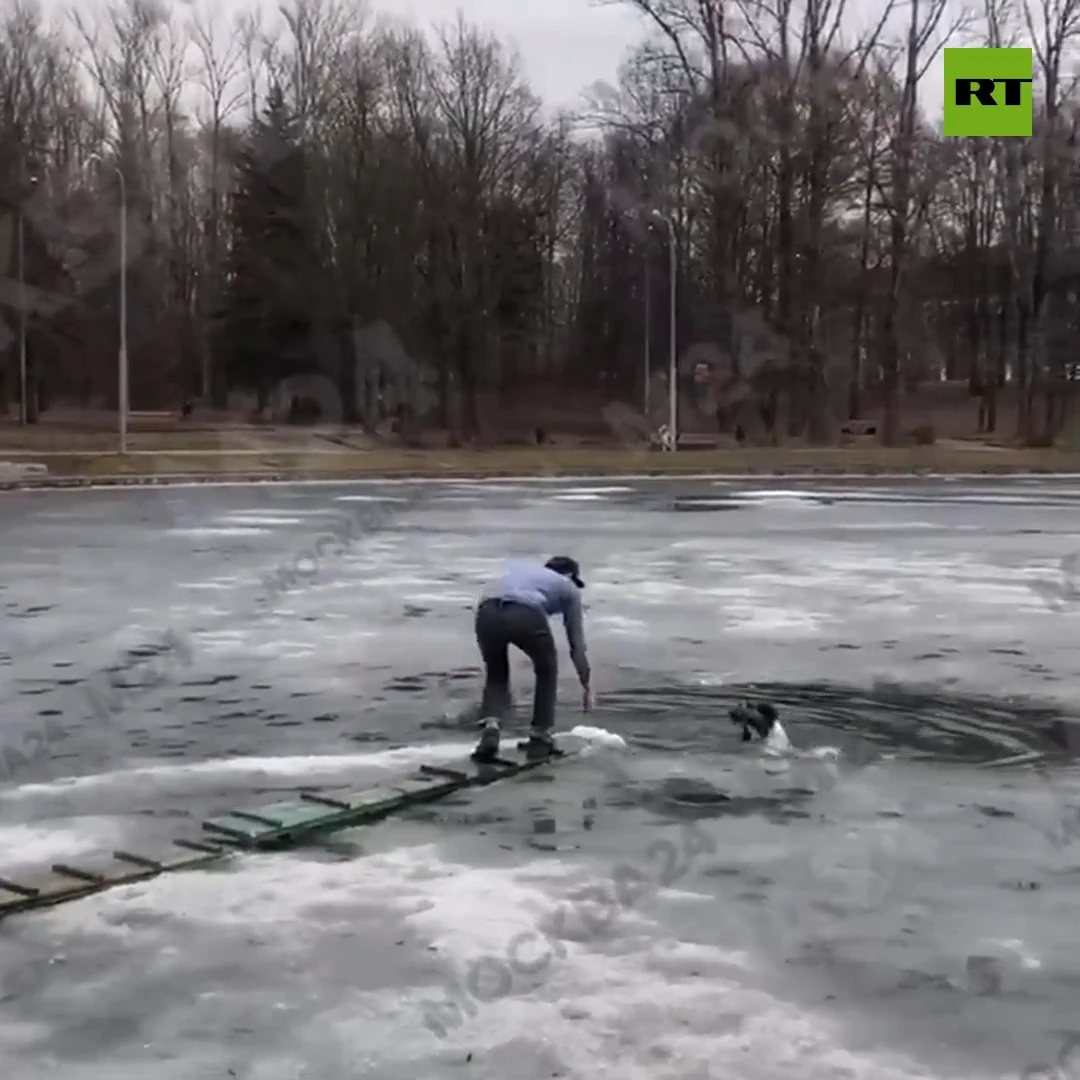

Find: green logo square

[944,48,1033,136]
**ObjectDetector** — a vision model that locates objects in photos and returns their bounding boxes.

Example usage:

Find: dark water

[2,476,1080,1080]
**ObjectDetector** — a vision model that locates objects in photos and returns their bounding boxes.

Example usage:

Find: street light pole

[644,257,651,420]
[16,205,26,425]
[90,156,128,453]
[16,141,28,425]
[118,172,127,455]
[650,211,677,450]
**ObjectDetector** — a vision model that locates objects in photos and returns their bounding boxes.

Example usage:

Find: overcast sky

[370,0,643,110]
[45,0,952,123]
[366,0,951,121]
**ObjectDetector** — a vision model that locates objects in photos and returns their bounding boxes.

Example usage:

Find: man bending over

[472,555,592,762]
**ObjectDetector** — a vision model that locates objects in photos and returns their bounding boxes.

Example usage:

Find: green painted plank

[0,747,582,920]
[234,801,342,831]
[202,790,410,848]
[199,769,507,850]
[203,786,409,838]
[230,809,288,828]
[202,815,268,843]
[300,788,419,813]
[392,777,464,800]
[323,788,405,813]
[300,791,352,810]
[263,792,408,835]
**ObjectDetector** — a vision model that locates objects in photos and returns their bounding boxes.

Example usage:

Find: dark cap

[545,555,584,588]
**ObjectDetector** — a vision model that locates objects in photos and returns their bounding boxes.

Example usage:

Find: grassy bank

[0,428,354,452]
[5,444,1080,481]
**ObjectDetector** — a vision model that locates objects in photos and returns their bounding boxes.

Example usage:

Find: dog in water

[729,700,795,764]
[729,700,780,742]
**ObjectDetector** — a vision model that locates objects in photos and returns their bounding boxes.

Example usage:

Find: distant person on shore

[472,556,592,763]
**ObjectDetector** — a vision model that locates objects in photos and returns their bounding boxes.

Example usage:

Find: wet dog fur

[729,701,779,742]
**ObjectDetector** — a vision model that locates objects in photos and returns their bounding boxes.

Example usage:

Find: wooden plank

[238,801,343,831]
[112,845,227,874]
[0,746,581,921]
[230,809,287,828]
[52,858,158,887]
[0,851,180,917]
[173,838,225,854]
[0,892,34,915]
[0,892,33,915]
[0,871,96,907]
[419,749,575,789]
[51,863,107,884]
[202,815,267,843]
[160,845,230,871]
[0,875,39,897]
[391,777,463,800]
[472,765,522,784]
[205,811,324,847]
[113,850,163,871]
[268,790,407,831]
[300,791,352,810]
[336,789,415,814]
[419,765,470,781]
[294,786,410,817]
[202,782,455,849]
[203,798,356,844]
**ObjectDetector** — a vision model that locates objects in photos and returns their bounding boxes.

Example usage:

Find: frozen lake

[2,475,1080,1079]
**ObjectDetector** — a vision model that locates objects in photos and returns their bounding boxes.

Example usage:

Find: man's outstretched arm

[562,588,590,688]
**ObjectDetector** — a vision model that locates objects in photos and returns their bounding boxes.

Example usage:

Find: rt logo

[943,47,1033,137]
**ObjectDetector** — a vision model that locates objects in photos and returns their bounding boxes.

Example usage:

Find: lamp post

[16,196,25,425]
[643,257,651,420]
[15,141,35,425]
[89,155,128,454]
[650,210,677,450]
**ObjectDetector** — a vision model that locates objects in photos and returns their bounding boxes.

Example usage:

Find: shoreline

[6,465,1080,491]
[3,445,1080,489]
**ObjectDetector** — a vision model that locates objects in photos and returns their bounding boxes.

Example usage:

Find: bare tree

[879,0,962,444]
[5,0,1079,445]
[1022,0,1080,437]
[190,4,246,400]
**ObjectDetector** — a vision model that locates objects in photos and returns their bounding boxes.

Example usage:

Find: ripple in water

[599,679,1072,767]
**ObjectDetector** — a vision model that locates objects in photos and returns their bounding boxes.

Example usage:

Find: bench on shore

[649,430,721,451]
[0,461,48,481]
[840,419,876,438]
[677,434,721,450]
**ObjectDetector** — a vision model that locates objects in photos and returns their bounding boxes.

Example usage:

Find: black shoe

[522,735,560,762]
[471,719,501,764]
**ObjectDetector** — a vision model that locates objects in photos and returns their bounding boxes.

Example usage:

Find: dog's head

[729,701,779,742]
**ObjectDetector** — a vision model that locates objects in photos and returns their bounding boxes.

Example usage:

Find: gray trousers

[475,598,557,735]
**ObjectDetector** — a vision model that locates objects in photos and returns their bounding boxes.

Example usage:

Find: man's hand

[582,686,594,713]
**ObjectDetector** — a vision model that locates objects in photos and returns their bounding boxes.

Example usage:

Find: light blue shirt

[481,560,590,684]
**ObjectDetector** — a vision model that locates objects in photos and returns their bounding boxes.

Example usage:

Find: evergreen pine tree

[219,84,316,406]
